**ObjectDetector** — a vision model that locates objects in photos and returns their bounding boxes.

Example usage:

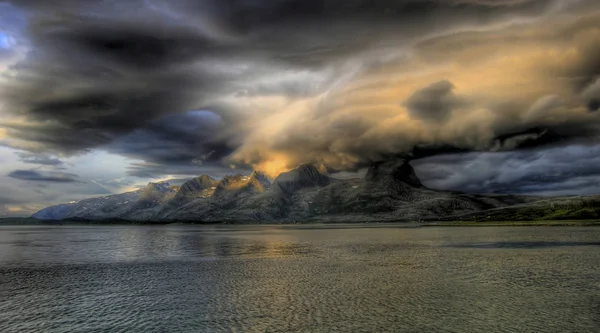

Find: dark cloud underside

[0,0,599,193]
[8,170,80,183]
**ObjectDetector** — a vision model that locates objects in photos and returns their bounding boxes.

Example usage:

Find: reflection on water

[1,225,599,332]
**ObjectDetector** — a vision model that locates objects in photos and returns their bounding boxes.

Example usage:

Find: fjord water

[1,225,599,332]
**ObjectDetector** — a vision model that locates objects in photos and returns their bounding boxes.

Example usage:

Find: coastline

[422,220,600,227]
[2,218,600,227]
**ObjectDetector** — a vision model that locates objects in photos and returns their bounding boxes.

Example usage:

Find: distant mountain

[31,158,600,223]
[31,203,78,220]
[32,181,176,221]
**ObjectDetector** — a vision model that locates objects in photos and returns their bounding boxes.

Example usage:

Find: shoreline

[2,219,600,227]
[422,220,600,227]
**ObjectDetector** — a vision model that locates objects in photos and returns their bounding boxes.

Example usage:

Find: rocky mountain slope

[33,158,598,223]
[32,181,177,221]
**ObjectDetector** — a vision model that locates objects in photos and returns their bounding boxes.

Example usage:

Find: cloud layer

[0,0,599,204]
[7,169,80,183]
[414,144,600,195]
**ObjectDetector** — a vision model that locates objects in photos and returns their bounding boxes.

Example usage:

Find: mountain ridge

[31,159,600,223]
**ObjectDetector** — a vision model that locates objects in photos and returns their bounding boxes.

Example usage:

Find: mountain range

[32,159,600,223]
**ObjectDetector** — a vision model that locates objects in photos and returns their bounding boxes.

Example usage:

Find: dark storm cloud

[582,78,600,112]
[15,152,64,166]
[8,169,80,183]
[0,0,564,146]
[52,26,217,71]
[413,144,600,195]
[491,128,569,151]
[105,110,236,176]
[404,80,463,122]
[0,1,228,155]
[1,0,599,185]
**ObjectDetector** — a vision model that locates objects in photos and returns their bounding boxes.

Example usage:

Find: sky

[0,0,599,216]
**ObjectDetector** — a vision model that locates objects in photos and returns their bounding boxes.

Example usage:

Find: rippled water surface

[1,225,600,332]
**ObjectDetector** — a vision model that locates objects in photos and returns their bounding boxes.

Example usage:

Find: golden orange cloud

[223,10,600,174]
